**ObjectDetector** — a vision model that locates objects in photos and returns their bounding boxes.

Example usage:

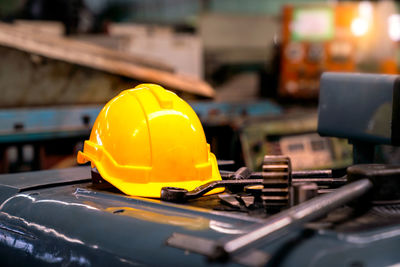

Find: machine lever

[210,179,373,261]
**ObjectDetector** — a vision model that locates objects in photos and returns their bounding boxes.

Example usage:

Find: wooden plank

[0,23,215,98]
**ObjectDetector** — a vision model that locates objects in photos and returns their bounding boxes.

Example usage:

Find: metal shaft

[250,169,332,179]
[221,169,332,179]
[218,179,373,257]
[292,177,346,187]
[292,169,332,178]
[222,171,344,187]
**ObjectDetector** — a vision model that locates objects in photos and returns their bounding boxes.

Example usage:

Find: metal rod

[222,170,343,187]
[221,169,333,179]
[292,169,332,178]
[247,170,333,179]
[216,179,372,258]
[317,189,336,194]
[292,177,347,187]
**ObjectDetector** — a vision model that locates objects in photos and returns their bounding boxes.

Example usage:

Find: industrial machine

[239,111,353,172]
[0,73,399,266]
[279,1,400,98]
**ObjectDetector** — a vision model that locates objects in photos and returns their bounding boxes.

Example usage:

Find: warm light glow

[388,14,400,42]
[359,1,373,19]
[351,17,369,37]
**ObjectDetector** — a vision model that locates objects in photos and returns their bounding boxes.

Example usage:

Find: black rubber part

[161,187,189,203]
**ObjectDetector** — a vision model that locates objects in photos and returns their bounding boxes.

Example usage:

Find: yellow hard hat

[77,84,222,198]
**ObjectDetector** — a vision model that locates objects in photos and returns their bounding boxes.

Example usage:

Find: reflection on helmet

[77,84,222,198]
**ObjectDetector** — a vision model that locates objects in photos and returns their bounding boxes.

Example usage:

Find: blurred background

[0,0,399,174]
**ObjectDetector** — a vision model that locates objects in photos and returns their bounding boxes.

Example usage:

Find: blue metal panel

[0,100,281,143]
[190,100,281,120]
[0,106,103,143]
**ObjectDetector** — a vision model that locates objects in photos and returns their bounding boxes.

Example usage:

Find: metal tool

[161,178,263,203]
[210,178,373,261]
[161,167,345,203]
[161,167,256,202]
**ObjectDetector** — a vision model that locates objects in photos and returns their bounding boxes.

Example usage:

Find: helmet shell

[77,84,222,197]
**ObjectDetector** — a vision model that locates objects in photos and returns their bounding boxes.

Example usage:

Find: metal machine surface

[1,161,400,266]
[318,72,400,145]
[1,73,400,267]
[0,167,259,266]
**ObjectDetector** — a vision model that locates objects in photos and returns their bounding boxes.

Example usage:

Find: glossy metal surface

[0,167,400,266]
[220,179,373,256]
[0,167,254,266]
[318,72,400,145]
